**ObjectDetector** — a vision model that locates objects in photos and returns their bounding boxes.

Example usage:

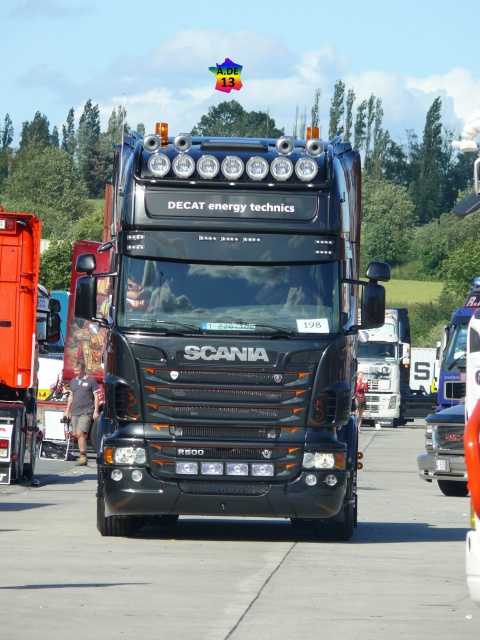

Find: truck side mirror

[361,282,386,329]
[365,261,390,283]
[49,298,61,313]
[76,253,97,274]
[46,312,61,342]
[75,275,97,321]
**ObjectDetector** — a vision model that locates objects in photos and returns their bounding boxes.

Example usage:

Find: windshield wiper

[128,319,205,333]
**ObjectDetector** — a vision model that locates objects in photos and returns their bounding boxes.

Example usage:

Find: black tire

[23,451,35,481]
[437,480,469,497]
[97,494,136,537]
[312,502,355,542]
[11,429,26,483]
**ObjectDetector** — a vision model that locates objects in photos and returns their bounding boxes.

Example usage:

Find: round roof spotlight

[295,157,318,181]
[221,156,244,180]
[271,157,293,181]
[172,154,195,178]
[173,133,192,153]
[148,153,171,177]
[276,136,295,155]
[142,134,161,152]
[306,137,324,157]
[246,156,269,181]
[197,155,220,179]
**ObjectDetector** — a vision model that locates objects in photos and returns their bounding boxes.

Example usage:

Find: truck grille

[435,423,465,451]
[444,382,466,401]
[179,481,269,495]
[141,365,318,428]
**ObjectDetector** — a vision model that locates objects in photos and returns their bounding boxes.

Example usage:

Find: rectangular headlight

[226,463,249,476]
[176,461,198,475]
[252,463,274,477]
[201,462,223,475]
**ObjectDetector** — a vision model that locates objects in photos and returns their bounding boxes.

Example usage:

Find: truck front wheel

[437,480,469,497]
[97,495,137,537]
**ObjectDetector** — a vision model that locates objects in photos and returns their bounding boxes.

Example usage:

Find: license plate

[435,458,450,472]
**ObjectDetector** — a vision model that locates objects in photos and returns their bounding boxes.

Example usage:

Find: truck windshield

[117,257,339,335]
[442,323,467,371]
[358,341,397,360]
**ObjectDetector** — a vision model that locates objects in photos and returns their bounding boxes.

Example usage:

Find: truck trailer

[74,126,390,540]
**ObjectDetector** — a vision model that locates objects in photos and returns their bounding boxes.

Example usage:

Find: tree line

[0,85,477,345]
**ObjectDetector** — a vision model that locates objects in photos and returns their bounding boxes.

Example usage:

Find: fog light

[197,155,220,179]
[201,462,223,475]
[173,154,195,178]
[176,461,198,474]
[111,469,123,481]
[221,156,244,180]
[226,463,248,476]
[148,153,170,177]
[305,474,317,486]
[271,157,293,181]
[252,463,274,477]
[131,470,143,483]
[246,156,269,180]
[325,474,338,486]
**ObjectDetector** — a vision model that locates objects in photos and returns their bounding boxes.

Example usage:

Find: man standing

[64,360,100,466]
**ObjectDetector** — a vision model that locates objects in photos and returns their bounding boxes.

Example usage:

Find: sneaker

[76,454,88,466]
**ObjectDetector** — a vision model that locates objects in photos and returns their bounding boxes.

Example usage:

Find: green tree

[61,107,76,160]
[353,99,367,150]
[311,88,321,129]
[19,112,51,149]
[442,236,480,304]
[1,114,13,148]
[344,88,355,143]
[39,239,74,290]
[191,100,283,137]
[328,79,345,140]
[77,99,101,197]
[2,144,89,238]
[360,176,415,270]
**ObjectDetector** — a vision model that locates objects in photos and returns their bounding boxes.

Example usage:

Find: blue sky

[1,0,479,145]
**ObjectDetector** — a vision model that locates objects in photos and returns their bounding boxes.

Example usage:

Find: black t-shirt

[70,375,100,415]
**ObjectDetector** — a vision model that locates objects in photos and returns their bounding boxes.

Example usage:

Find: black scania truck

[75,124,389,540]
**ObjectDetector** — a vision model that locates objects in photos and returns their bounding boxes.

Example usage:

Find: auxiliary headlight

[197,155,220,179]
[113,447,147,465]
[221,156,244,180]
[295,157,318,181]
[176,461,198,475]
[271,157,293,181]
[246,156,269,180]
[172,154,195,178]
[148,153,171,177]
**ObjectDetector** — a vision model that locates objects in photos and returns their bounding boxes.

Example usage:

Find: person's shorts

[356,398,366,410]
[72,413,93,433]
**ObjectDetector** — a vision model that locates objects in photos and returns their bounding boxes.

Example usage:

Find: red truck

[0,209,60,484]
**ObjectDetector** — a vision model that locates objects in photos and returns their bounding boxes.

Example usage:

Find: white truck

[357,308,410,427]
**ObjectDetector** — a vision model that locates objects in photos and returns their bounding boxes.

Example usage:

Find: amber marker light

[104,447,114,464]
[156,122,169,145]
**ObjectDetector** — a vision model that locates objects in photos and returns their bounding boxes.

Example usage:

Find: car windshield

[358,341,397,360]
[116,257,340,335]
[442,323,467,371]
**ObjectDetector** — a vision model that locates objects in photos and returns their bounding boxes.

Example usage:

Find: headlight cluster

[148,152,320,182]
[105,446,147,465]
[175,461,274,477]
[302,452,345,470]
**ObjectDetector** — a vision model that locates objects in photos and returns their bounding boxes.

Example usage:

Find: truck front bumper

[99,465,350,520]
[417,452,467,481]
